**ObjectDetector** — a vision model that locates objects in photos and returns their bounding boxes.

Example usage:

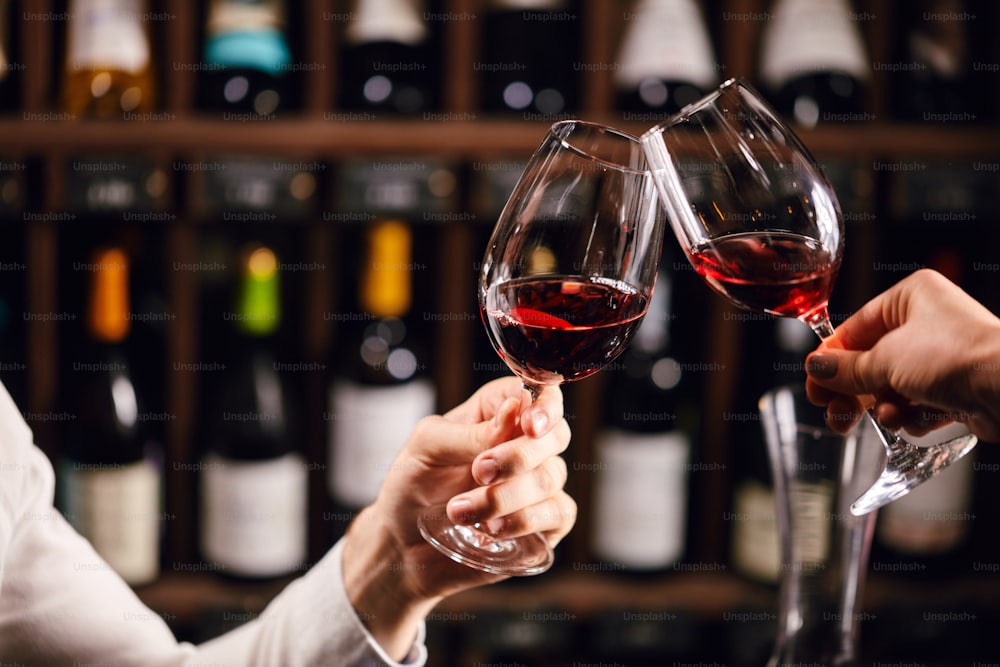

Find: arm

[0,378,574,666]
[342,377,575,659]
[805,269,1000,442]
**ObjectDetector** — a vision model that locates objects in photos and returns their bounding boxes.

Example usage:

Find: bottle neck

[235,245,281,337]
[88,247,131,343]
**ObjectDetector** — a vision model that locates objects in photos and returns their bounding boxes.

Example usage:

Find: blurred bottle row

[0,151,998,593]
[0,0,998,124]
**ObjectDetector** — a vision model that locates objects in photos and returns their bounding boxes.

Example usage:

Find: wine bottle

[200,0,293,116]
[339,0,437,114]
[61,0,157,118]
[60,246,162,586]
[200,244,308,578]
[327,219,435,512]
[890,0,978,123]
[873,423,977,579]
[479,0,580,116]
[614,0,719,119]
[590,266,692,572]
[757,0,870,127]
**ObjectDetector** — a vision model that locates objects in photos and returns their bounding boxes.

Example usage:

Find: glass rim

[546,119,650,175]
[759,382,845,440]
[639,76,755,141]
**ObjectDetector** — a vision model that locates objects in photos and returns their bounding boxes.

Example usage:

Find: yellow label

[361,220,412,318]
[88,247,130,343]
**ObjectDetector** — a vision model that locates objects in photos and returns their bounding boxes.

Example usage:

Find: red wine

[483,276,648,386]
[689,231,839,318]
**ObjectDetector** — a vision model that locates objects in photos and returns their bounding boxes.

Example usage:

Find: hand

[341,377,575,659]
[804,269,1000,442]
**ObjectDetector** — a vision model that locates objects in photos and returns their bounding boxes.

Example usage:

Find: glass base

[850,430,978,515]
[417,504,554,576]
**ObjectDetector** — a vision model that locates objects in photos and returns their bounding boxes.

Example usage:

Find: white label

[346,0,427,46]
[67,0,150,73]
[62,458,161,585]
[590,428,689,569]
[207,0,283,35]
[879,423,976,554]
[488,0,566,9]
[328,379,436,508]
[758,0,870,90]
[614,0,718,90]
[730,480,780,582]
[201,452,308,577]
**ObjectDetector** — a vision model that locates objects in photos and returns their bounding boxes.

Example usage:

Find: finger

[409,396,521,467]
[444,376,524,425]
[448,455,567,525]
[875,400,964,437]
[519,384,564,438]
[825,395,863,435]
[804,377,838,407]
[491,492,578,544]
[471,417,571,485]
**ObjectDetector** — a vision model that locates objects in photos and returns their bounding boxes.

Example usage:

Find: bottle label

[487,0,567,9]
[345,0,427,46]
[327,379,436,507]
[730,480,780,582]
[61,457,161,585]
[758,0,870,90]
[207,0,283,35]
[200,452,308,576]
[590,428,689,568]
[67,0,150,74]
[614,0,718,90]
[878,423,976,554]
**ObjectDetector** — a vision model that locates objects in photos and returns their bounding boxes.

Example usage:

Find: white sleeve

[0,383,427,667]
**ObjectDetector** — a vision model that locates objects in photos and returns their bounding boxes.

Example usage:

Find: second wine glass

[639,78,977,516]
[418,120,667,575]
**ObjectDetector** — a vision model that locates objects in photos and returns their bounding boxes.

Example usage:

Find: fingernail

[530,408,549,436]
[807,353,838,379]
[475,457,499,485]
[447,497,475,524]
[486,517,505,535]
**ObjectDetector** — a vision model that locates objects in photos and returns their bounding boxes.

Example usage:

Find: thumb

[411,396,522,467]
[806,347,889,398]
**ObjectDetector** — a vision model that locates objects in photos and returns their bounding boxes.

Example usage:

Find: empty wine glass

[417,120,667,575]
[639,78,977,516]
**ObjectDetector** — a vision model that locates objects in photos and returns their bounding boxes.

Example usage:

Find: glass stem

[523,382,542,403]
[802,310,902,459]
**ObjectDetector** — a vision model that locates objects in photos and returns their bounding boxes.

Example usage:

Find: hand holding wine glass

[418,120,667,575]
[640,78,977,516]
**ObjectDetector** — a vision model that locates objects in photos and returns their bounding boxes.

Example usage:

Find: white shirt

[0,382,427,666]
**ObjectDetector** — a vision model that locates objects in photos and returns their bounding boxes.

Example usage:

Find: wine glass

[639,78,977,516]
[417,120,667,575]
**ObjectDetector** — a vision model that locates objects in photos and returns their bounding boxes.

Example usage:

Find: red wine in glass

[419,119,666,577]
[689,231,841,320]
[641,78,977,518]
[482,275,649,387]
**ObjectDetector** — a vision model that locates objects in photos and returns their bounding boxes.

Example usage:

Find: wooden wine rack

[3,0,1000,658]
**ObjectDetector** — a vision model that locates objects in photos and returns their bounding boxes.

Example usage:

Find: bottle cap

[88,247,130,343]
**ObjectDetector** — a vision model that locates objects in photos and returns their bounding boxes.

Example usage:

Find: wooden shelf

[2,117,999,159]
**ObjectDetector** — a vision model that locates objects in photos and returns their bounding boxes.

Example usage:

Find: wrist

[342,506,440,661]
